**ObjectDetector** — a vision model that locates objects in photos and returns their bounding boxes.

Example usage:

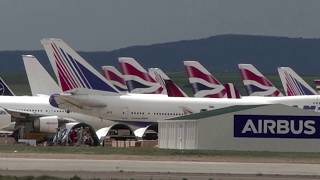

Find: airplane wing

[3,108,75,123]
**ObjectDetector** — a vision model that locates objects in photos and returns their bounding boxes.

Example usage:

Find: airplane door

[122,107,129,120]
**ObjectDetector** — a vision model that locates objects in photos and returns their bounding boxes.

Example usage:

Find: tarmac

[1,157,320,179]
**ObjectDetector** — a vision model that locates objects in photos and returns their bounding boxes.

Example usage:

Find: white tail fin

[23,55,61,96]
[238,64,283,96]
[278,67,317,96]
[184,61,227,98]
[149,68,188,97]
[41,38,119,94]
[118,57,165,94]
[102,66,128,92]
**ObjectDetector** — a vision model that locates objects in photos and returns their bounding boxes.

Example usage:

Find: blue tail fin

[41,38,120,95]
[278,67,317,96]
[0,77,14,96]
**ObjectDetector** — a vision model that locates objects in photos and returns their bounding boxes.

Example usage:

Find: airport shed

[158,104,320,152]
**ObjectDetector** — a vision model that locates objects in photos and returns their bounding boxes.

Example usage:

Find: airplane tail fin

[102,66,128,92]
[184,61,226,98]
[278,67,317,96]
[23,55,61,96]
[0,77,14,96]
[238,64,283,96]
[224,83,241,99]
[149,68,188,97]
[314,80,320,94]
[118,57,164,94]
[41,38,120,94]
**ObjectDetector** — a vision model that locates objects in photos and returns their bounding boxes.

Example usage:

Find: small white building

[159,104,320,152]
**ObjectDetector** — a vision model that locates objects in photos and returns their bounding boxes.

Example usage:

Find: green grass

[1,144,320,159]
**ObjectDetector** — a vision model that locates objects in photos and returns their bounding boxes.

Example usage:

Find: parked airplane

[18,55,113,131]
[184,61,240,98]
[42,38,320,126]
[102,66,128,93]
[238,64,283,97]
[42,38,273,125]
[278,67,317,96]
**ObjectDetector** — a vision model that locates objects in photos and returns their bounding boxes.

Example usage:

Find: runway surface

[0,157,320,176]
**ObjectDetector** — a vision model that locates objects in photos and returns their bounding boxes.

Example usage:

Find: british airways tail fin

[224,83,241,99]
[118,57,165,94]
[23,55,61,96]
[278,67,317,96]
[238,64,283,97]
[0,77,14,96]
[149,68,188,97]
[184,61,226,98]
[314,80,320,94]
[41,38,119,95]
[102,66,128,92]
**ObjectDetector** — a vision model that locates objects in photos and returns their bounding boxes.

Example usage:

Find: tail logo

[283,71,316,96]
[102,66,127,92]
[184,61,226,98]
[119,58,164,94]
[51,42,118,93]
[239,64,282,97]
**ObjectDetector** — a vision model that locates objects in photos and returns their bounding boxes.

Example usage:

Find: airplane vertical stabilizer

[149,68,188,97]
[102,66,128,92]
[314,80,320,94]
[118,57,165,94]
[0,77,14,96]
[41,38,119,94]
[23,55,61,96]
[238,64,283,97]
[278,67,317,96]
[224,83,241,99]
[184,61,226,98]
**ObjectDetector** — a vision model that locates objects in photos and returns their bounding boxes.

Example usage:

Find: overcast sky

[0,0,319,51]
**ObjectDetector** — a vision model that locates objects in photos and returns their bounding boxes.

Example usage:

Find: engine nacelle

[34,116,59,133]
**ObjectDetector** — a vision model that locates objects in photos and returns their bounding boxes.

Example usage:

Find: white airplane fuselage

[61,93,320,124]
[0,95,110,130]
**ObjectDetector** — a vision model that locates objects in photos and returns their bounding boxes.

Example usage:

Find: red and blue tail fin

[118,57,165,94]
[224,83,241,99]
[314,80,320,94]
[102,66,128,93]
[149,68,188,97]
[41,38,120,94]
[184,61,226,98]
[278,67,317,96]
[0,77,14,96]
[238,64,283,97]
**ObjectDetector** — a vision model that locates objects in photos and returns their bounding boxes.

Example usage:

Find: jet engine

[34,116,59,133]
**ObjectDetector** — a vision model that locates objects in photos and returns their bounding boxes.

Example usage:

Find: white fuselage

[60,93,320,124]
[0,95,111,130]
[58,93,314,122]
